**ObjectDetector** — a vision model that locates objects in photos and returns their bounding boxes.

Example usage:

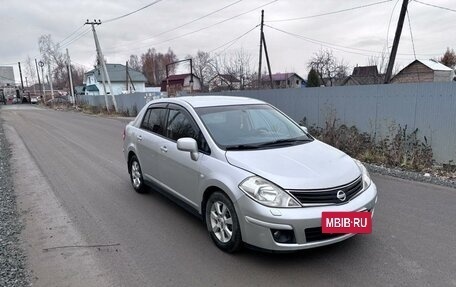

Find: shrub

[301,116,433,171]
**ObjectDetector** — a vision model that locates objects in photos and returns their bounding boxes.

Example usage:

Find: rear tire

[205,192,242,253]
[129,155,146,193]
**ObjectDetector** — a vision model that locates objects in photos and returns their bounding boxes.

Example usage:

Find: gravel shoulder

[0,117,30,287]
[2,118,115,286]
[366,163,456,190]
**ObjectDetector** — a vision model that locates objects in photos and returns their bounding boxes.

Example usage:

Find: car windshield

[196,104,312,150]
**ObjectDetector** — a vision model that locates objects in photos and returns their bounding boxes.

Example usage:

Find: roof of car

[154,95,266,108]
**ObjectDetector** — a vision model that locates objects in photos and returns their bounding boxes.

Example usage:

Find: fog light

[271,229,296,244]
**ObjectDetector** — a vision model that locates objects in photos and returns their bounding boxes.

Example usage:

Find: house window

[296,80,300,85]
[287,80,290,85]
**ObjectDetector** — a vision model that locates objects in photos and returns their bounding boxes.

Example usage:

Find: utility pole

[189,58,193,93]
[127,64,136,92]
[47,62,55,104]
[384,0,409,84]
[257,10,273,89]
[35,59,43,98]
[262,31,273,89]
[18,62,24,92]
[66,49,75,107]
[126,61,129,93]
[98,63,110,112]
[38,61,46,99]
[86,19,118,112]
[257,10,264,89]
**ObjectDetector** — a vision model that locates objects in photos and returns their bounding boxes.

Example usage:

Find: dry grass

[301,115,434,172]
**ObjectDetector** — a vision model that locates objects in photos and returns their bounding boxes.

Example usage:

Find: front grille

[305,227,346,243]
[289,176,363,206]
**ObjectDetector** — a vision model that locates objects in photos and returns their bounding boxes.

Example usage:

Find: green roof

[85,84,99,92]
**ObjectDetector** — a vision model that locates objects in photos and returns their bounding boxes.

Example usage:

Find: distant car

[30,97,38,104]
[123,96,377,252]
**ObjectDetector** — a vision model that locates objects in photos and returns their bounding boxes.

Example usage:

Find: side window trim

[165,104,211,155]
[140,103,169,136]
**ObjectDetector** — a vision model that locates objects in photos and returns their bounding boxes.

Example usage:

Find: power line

[59,28,92,50]
[0,74,15,81]
[104,0,278,54]
[265,24,433,59]
[107,0,244,51]
[386,0,401,53]
[209,25,259,54]
[267,0,392,22]
[152,0,243,38]
[414,0,456,13]
[406,10,416,59]
[104,0,164,23]
[266,25,375,57]
[56,24,85,46]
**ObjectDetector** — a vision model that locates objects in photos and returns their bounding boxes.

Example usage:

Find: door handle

[160,146,168,153]
[137,135,143,141]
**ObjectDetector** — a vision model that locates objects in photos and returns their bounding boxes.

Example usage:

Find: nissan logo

[336,190,346,202]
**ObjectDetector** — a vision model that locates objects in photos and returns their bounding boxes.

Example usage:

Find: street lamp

[38,60,45,99]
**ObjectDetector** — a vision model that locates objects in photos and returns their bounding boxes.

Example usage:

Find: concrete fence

[79,82,456,163]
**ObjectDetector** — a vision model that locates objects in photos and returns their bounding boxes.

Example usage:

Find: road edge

[3,123,115,287]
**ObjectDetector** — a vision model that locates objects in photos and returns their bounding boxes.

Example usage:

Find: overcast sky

[1,0,455,84]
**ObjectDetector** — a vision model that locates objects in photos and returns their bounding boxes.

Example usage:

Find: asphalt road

[1,105,456,287]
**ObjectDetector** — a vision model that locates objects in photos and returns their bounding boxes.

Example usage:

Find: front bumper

[236,182,377,251]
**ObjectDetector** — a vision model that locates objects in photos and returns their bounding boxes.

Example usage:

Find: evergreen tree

[307,68,320,87]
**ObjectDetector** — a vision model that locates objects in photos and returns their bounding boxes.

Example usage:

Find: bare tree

[24,55,37,86]
[213,48,255,89]
[141,47,178,85]
[186,50,213,91]
[128,54,142,71]
[70,65,86,87]
[307,49,349,86]
[38,34,69,89]
[439,47,456,69]
[367,48,388,74]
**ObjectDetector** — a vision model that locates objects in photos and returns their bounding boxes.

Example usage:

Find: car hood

[225,140,361,189]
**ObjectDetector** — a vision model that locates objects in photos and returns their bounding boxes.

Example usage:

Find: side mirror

[177,138,199,161]
[300,125,308,133]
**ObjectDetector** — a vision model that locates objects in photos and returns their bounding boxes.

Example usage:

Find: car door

[158,104,210,208]
[135,103,168,184]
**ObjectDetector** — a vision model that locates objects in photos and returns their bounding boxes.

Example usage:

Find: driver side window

[166,108,210,154]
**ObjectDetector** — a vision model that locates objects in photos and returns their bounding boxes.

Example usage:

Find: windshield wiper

[225,144,262,151]
[257,138,313,147]
[225,138,313,150]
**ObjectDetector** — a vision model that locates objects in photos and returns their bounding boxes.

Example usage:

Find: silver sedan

[123,96,377,252]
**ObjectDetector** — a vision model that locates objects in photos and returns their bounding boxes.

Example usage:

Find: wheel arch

[201,186,233,224]
[127,151,137,174]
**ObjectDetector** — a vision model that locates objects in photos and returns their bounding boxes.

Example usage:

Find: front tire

[129,155,146,193]
[205,192,242,253]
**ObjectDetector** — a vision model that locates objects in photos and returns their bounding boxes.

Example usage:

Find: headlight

[354,159,372,190]
[239,177,300,208]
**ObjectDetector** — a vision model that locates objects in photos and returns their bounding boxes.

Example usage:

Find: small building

[160,74,202,97]
[342,65,384,86]
[391,59,455,83]
[208,74,241,92]
[0,66,15,86]
[84,64,147,96]
[262,73,306,89]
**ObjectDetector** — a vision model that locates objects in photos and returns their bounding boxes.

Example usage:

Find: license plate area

[321,211,372,234]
